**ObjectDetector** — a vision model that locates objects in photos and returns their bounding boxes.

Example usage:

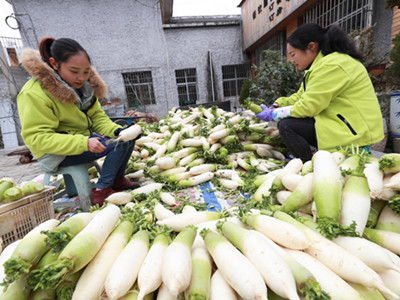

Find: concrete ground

[0,145,43,184]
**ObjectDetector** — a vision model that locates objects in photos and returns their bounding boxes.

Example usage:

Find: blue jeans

[59,138,135,189]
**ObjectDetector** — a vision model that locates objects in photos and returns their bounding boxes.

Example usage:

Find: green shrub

[386,34,400,86]
[240,50,303,106]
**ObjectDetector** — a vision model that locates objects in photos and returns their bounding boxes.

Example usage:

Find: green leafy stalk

[314,218,360,240]
[300,280,331,300]
[27,259,74,291]
[55,269,83,300]
[388,194,400,214]
[42,229,73,253]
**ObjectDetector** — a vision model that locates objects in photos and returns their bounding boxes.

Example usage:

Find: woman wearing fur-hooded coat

[17,37,139,206]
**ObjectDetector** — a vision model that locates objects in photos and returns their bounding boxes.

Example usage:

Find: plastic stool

[43,161,101,211]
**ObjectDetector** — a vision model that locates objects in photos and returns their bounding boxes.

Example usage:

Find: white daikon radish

[161,226,197,297]
[137,233,171,300]
[72,220,135,300]
[333,235,400,273]
[286,249,364,300]
[106,191,133,205]
[281,173,304,191]
[117,124,142,142]
[210,270,238,300]
[105,230,150,300]
[201,229,267,300]
[160,192,177,206]
[244,213,310,250]
[364,159,384,198]
[220,221,300,300]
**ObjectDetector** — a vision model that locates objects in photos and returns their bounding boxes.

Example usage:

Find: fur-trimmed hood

[20,48,108,103]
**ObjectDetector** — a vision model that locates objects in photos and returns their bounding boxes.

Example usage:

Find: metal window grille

[222,64,249,98]
[175,68,198,106]
[122,71,156,107]
[255,32,286,66]
[304,0,373,33]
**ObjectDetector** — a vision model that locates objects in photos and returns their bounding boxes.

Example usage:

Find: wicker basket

[0,186,55,248]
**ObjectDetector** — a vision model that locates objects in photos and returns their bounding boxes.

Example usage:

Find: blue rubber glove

[255,104,274,121]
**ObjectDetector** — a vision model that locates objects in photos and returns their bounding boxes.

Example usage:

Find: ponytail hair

[287,23,362,60]
[38,37,91,68]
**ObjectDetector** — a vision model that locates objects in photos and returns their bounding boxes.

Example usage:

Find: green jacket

[17,48,120,163]
[275,51,384,151]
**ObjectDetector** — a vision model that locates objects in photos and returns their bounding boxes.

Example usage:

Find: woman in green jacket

[17,37,139,205]
[255,23,384,162]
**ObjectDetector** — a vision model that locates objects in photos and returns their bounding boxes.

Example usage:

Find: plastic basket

[0,186,55,248]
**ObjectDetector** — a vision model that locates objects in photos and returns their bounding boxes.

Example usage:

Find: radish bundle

[27,205,120,291]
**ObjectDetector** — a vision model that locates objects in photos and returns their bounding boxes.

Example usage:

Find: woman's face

[287,42,319,71]
[50,51,91,89]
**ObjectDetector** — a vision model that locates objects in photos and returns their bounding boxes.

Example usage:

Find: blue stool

[43,161,101,211]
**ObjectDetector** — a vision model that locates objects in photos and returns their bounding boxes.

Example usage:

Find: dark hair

[287,23,362,60]
[38,37,91,67]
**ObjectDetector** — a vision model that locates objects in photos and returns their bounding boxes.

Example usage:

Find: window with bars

[175,68,198,106]
[122,71,156,107]
[222,64,248,98]
[255,32,286,66]
[304,0,373,33]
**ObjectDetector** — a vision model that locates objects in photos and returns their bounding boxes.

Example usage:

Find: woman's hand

[88,136,107,153]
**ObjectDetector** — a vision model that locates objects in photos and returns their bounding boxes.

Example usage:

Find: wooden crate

[0,186,55,248]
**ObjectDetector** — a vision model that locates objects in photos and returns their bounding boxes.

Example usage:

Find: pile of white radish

[6,104,400,299]
[121,105,286,192]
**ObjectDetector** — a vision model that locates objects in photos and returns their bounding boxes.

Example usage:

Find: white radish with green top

[210,270,238,300]
[333,235,400,273]
[281,173,304,191]
[201,229,267,300]
[364,159,384,199]
[189,164,216,175]
[312,150,343,221]
[156,157,178,170]
[185,236,212,300]
[2,219,59,286]
[363,227,400,255]
[106,191,133,205]
[105,230,150,300]
[130,183,164,197]
[274,211,399,298]
[220,221,300,300]
[167,131,181,152]
[156,210,221,232]
[154,201,175,220]
[178,171,214,188]
[26,205,120,291]
[285,248,364,300]
[281,173,314,213]
[375,205,400,233]
[117,124,142,142]
[160,192,177,206]
[161,225,197,297]
[244,213,310,250]
[72,220,135,300]
[137,233,171,300]
[255,231,328,300]
[378,269,400,299]
[339,171,371,235]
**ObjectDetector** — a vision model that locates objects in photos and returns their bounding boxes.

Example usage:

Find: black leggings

[277,117,318,162]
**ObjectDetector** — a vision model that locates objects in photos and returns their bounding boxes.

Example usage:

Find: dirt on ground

[0,145,43,184]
